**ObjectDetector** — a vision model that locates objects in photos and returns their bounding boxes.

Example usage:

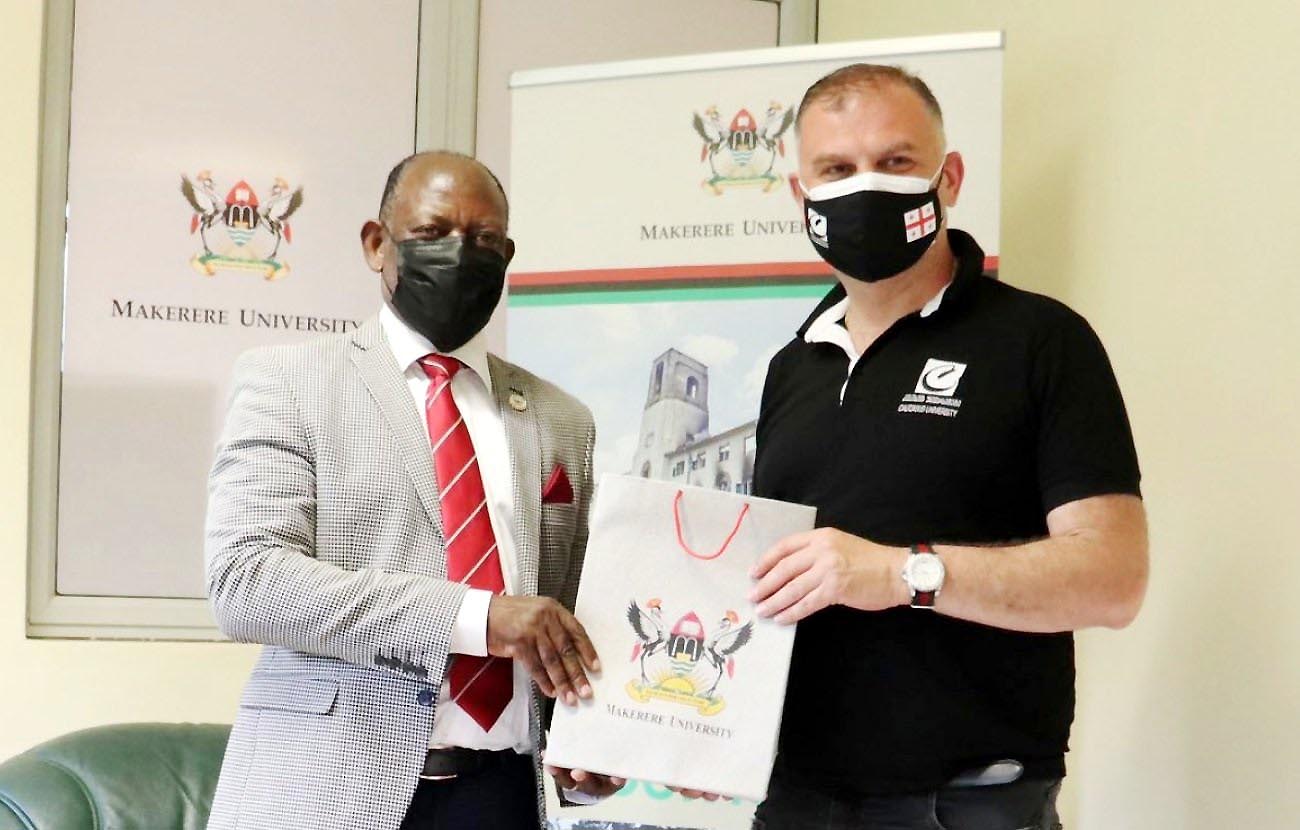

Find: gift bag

[544,474,815,801]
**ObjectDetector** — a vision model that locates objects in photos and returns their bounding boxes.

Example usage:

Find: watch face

[907,553,945,592]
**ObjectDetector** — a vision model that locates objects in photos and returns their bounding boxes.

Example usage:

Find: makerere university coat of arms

[692,102,794,194]
[180,171,303,280]
[626,598,754,716]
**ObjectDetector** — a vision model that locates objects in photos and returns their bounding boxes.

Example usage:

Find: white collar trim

[803,297,853,350]
[803,280,952,349]
[920,282,950,318]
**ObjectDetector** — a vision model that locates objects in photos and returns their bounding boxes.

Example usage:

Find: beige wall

[0,1,257,760]
[819,2,1300,828]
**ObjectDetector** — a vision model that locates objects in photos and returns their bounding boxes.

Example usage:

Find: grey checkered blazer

[204,317,595,830]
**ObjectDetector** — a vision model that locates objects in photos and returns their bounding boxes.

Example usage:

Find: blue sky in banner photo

[509,294,818,478]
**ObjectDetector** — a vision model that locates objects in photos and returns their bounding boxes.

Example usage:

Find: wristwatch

[902,543,945,609]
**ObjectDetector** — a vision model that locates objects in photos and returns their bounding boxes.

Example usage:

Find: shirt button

[416,689,435,706]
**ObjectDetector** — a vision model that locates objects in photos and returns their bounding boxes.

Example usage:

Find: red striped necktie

[419,354,513,732]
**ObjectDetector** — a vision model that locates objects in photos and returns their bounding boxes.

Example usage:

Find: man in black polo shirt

[746,65,1148,829]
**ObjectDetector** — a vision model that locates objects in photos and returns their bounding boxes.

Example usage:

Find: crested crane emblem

[626,598,753,716]
[180,171,304,280]
[691,101,794,195]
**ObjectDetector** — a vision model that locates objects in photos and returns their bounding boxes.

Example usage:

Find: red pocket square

[542,464,575,505]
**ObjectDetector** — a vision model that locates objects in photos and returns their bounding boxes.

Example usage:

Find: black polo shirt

[753,229,1141,795]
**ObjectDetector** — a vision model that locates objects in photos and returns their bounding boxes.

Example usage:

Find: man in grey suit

[205,151,623,830]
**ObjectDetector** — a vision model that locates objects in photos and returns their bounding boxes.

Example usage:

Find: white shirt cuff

[449,588,491,656]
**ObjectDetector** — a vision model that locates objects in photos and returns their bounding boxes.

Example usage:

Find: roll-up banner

[508,33,1003,829]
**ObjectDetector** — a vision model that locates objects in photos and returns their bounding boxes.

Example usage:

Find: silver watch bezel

[902,551,946,594]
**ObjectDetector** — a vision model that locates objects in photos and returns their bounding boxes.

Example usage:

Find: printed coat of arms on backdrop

[691,102,794,194]
[626,597,753,716]
[179,171,304,280]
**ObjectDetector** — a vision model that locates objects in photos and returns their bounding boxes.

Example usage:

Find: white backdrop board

[509,32,1002,289]
[508,33,1003,829]
[52,0,420,601]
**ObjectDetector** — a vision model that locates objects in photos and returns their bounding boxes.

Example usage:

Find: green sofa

[0,723,230,830]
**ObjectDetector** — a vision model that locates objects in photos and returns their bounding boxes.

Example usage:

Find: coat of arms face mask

[389,236,507,353]
[801,159,946,283]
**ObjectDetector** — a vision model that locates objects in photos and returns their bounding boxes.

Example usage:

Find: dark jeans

[400,752,539,829]
[754,771,1063,830]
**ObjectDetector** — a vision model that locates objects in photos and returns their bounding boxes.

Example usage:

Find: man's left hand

[749,528,909,623]
[545,765,626,799]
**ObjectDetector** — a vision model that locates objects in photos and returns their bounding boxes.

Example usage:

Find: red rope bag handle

[672,489,751,561]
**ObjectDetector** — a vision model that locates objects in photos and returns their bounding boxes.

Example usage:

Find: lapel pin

[508,389,528,412]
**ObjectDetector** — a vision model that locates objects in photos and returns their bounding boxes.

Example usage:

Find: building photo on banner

[506,33,1003,829]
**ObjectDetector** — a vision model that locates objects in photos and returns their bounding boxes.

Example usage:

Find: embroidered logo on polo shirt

[914,359,966,396]
[898,358,966,418]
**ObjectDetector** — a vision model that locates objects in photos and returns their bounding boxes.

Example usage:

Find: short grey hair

[796,63,944,133]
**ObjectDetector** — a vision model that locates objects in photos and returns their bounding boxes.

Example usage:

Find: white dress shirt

[379,304,532,753]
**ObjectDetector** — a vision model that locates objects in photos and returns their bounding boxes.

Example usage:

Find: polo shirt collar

[378,302,492,384]
[796,228,987,340]
[802,280,953,350]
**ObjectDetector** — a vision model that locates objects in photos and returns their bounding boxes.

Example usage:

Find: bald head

[378,151,509,225]
[361,150,515,304]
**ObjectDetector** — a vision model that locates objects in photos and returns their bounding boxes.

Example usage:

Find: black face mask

[389,236,507,352]
[802,166,944,283]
